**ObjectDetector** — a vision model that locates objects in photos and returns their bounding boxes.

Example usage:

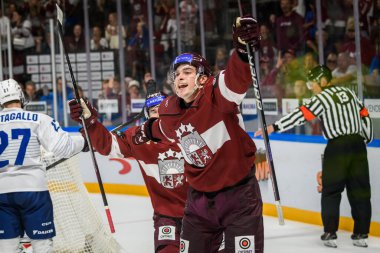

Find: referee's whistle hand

[254,129,263,137]
[254,125,274,137]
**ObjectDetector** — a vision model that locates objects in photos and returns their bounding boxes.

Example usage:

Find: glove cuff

[236,50,249,63]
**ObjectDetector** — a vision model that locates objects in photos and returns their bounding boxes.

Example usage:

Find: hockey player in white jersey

[0,79,87,253]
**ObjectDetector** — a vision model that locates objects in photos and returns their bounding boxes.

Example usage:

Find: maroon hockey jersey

[87,122,188,218]
[153,51,257,192]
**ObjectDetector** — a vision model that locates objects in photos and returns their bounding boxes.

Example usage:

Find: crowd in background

[0,0,379,129]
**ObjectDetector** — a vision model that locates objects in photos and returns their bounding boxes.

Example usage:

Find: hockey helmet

[144,91,167,119]
[307,65,332,89]
[171,53,212,78]
[0,79,26,107]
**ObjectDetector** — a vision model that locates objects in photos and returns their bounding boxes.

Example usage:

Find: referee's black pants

[321,134,371,234]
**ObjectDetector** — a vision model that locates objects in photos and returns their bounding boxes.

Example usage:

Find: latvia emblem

[158,148,185,189]
[175,123,213,168]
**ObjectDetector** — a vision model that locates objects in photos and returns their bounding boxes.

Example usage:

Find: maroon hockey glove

[69,98,98,127]
[82,137,90,152]
[132,117,160,145]
[232,15,260,55]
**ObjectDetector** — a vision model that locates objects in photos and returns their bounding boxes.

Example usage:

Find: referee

[255,65,373,248]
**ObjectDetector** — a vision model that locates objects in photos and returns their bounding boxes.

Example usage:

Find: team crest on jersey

[176,123,212,167]
[158,148,185,189]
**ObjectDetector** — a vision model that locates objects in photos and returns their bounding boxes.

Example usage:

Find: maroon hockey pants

[154,214,182,253]
[180,174,264,253]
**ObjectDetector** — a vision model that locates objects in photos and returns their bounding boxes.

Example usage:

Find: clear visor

[306,81,314,90]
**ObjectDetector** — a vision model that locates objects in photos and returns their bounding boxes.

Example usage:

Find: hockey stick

[55,3,115,233]
[45,113,144,171]
[237,0,284,225]
[46,79,158,170]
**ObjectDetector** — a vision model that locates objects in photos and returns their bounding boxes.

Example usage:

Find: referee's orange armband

[360,107,369,117]
[300,105,316,121]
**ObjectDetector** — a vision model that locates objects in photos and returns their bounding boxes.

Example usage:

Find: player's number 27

[0,128,31,168]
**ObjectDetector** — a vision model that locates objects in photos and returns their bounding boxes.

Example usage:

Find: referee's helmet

[307,65,332,84]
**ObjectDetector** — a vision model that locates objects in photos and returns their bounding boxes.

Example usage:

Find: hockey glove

[69,98,98,127]
[82,137,90,152]
[132,117,160,145]
[232,15,260,57]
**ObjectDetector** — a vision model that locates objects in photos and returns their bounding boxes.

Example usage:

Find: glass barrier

[0,0,378,138]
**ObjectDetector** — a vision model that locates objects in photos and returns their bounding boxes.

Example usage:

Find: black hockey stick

[45,113,144,171]
[55,3,115,233]
[237,0,284,225]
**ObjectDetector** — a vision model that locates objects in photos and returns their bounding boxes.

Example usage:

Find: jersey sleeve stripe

[217,71,246,105]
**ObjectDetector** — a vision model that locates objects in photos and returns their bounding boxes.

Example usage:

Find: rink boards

[66,131,379,237]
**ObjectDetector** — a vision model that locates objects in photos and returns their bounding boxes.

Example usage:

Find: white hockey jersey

[0,108,84,194]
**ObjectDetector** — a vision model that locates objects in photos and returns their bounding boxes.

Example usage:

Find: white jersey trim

[218,71,246,105]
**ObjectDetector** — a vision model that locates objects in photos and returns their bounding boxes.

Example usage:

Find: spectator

[140,72,154,97]
[127,21,149,80]
[331,51,357,90]
[324,0,348,46]
[179,0,198,51]
[90,25,108,51]
[88,0,112,29]
[340,16,375,66]
[213,46,227,75]
[259,54,275,98]
[166,7,177,59]
[302,52,318,77]
[35,29,52,54]
[107,76,125,124]
[40,77,74,125]
[306,28,337,58]
[23,0,45,37]
[98,79,112,100]
[127,80,142,100]
[7,3,17,20]
[11,6,35,53]
[126,79,143,124]
[24,80,42,102]
[326,52,338,71]
[130,0,148,26]
[65,24,85,53]
[259,23,276,62]
[97,79,114,125]
[303,0,317,42]
[105,12,126,49]
[358,0,373,37]
[275,0,305,54]
[155,0,174,35]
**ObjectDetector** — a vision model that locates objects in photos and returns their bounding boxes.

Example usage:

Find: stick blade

[56,3,63,25]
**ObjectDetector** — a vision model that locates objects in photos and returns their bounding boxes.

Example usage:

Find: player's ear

[198,75,209,86]
[320,77,329,88]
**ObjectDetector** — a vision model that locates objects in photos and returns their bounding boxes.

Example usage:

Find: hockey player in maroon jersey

[137,15,263,253]
[69,86,189,253]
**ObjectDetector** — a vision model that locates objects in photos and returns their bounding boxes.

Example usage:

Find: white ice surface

[90,194,380,253]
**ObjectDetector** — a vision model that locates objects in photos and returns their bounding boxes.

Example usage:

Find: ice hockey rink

[90,194,380,253]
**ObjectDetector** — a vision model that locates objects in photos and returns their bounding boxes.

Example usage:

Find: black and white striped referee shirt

[274,86,373,143]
